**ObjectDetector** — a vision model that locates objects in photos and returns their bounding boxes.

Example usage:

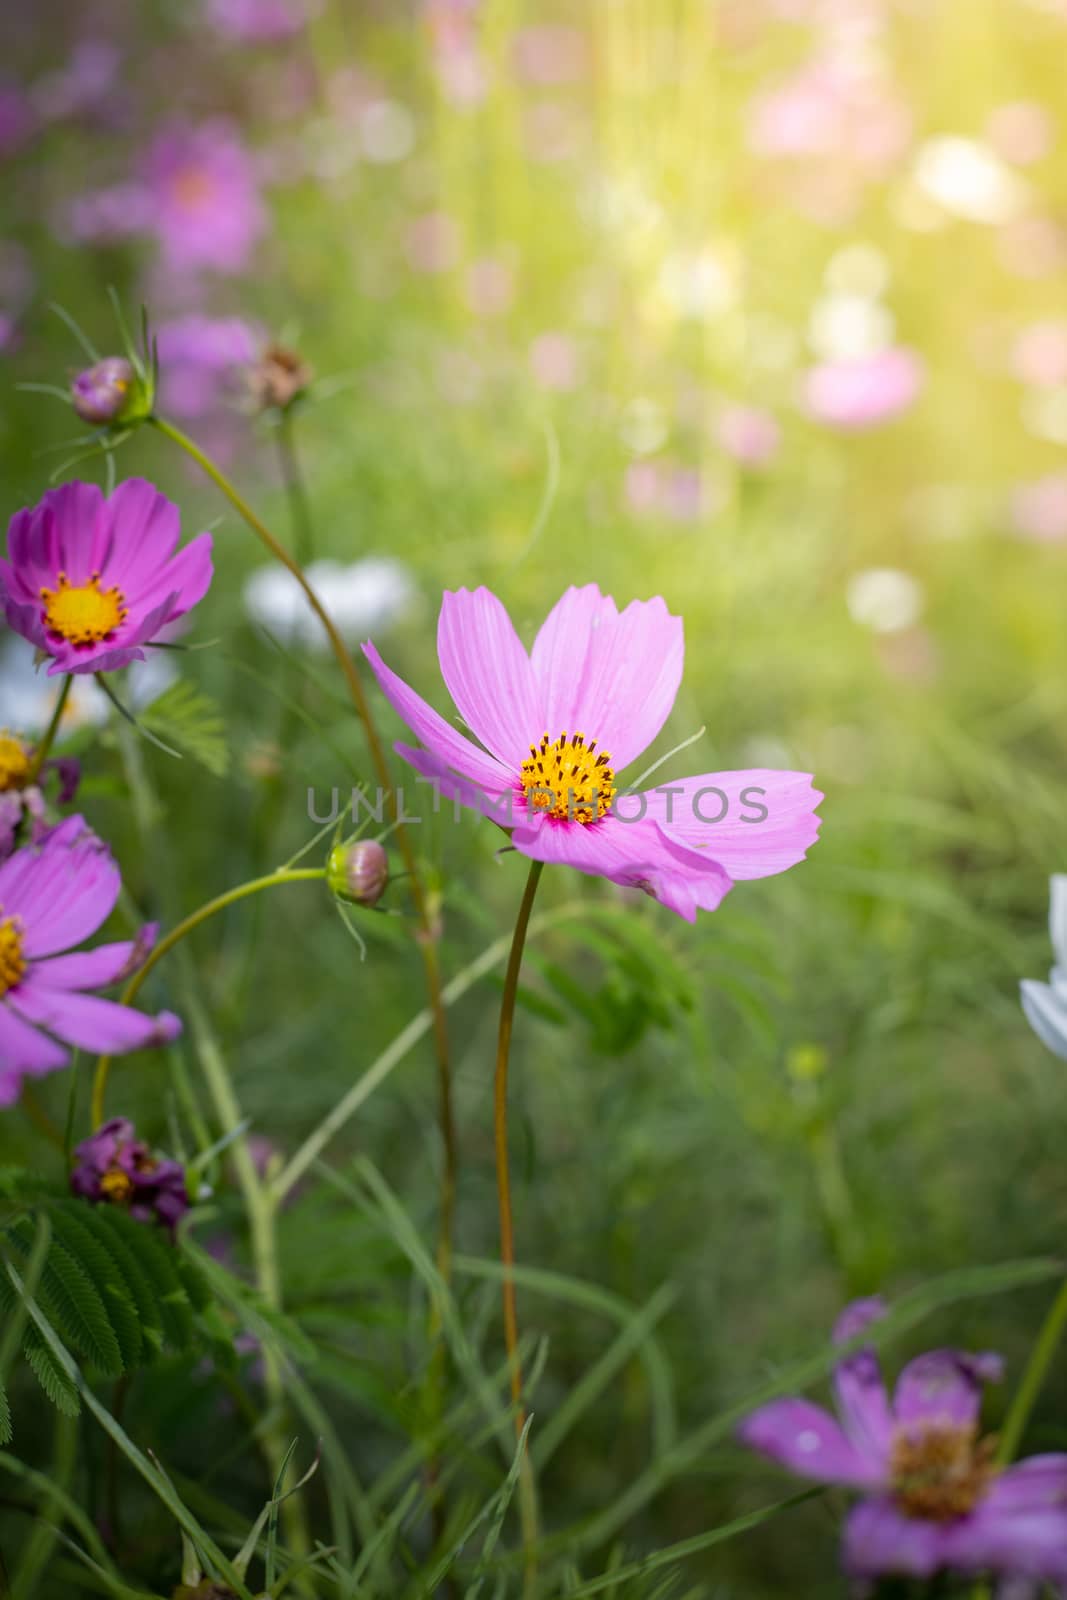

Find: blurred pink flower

[0,83,34,159]
[143,121,267,274]
[405,211,460,274]
[623,461,715,522]
[1010,473,1067,542]
[512,26,587,86]
[716,405,781,467]
[1011,322,1067,389]
[529,332,580,391]
[31,42,120,124]
[465,256,515,317]
[205,0,312,40]
[998,215,1067,279]
[748,58,910,176]
[803,347,923,430]
[985,101,1053,166]
[425,0,489,107]
[154,315,264,418]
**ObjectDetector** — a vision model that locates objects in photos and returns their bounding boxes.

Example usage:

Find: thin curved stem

[90,868,324,1128]
[996,1275,1067,1465]
[494,858,544,1586]
[274,411,315,566]
[148,414,457,1285]
[26,675,72,782]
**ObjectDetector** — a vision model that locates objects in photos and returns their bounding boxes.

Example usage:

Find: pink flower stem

[26,674,72,782]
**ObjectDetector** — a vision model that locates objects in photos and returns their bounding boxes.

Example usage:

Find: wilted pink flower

[205,0,311,41]
[71,1116,189,1232]
[803,347,923,430]
[1011,323,1067,389]
[740,1298,1067,1587]
[0,480,213,676]
[154,314,263,418]
[716,405,781,467]
[142,121,267,275]
[529,332,579,391]
[363,585,821,921]
[0,817,179,1104]
[1010,474,1067,543]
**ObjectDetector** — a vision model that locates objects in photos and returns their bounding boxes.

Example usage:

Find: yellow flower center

[99,1167,135,1204]
[520,731,616,824]
[40,571,126,646]
[890,1423,996,1521]
[0,733,30,792]
[0,915,26,998]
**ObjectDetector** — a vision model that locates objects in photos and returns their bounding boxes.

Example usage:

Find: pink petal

[30,933,155,991]
[940,1498,1067,1578]
[510,812,733,922]
[437,587,544,768]
[126,531,213,616]
[639,770,822,879]
[97,479,181,587]
[394,742,529,829]
[893,1350,1003,1433]
[738,1398,885,1488]
[9,984,181,1054]
[362,641,513,792]
[984,1456,1067,1515]
[529,585,684,771]
[0,1001,67,1098]
[833,1298,894,1463]
[15,849,120,958]
[842,1496,946,1578]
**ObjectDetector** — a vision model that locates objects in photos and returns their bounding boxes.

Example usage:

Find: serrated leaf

[24,1332,80,1417]
[93,1209,195,1351]
[139,678,230,777]
[56,1201,164,1361]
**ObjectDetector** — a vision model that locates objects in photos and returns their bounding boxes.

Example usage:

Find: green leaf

[24,1333,80,1418]
[139,678,230,777]
[47,1204,143,1370]
[93,1209,195,1351]
[6,1219,123,1376]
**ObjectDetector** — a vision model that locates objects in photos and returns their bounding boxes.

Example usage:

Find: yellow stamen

[890,1423,996,1521]
[0,733,30,792]
[0,915,26,998]
[99,1167,135,1204]
[520,730,616,825]
[40,571,126,646]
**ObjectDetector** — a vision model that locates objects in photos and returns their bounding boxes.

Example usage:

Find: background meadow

[3,0,1067,1595]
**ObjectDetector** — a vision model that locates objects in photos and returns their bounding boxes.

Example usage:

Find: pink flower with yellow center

[0,479,213,675]
[363,585,822,921]
[0,816,179,1105]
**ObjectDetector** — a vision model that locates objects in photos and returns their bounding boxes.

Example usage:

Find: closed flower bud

[71,356,149,427]
[328,839,388,906]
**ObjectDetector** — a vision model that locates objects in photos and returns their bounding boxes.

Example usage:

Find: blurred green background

[4,1,1067,1593]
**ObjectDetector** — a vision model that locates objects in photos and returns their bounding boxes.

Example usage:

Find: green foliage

[0,1200,217,1436]
[139,678,230,777]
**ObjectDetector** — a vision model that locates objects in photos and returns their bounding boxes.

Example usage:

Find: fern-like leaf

[139,678,230,777]
[47,1203,143,1369]
[6,1220,123,1376]
[93,1208,195,1351]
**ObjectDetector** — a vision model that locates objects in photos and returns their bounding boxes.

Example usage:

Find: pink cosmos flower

[740,1298,1067,1588]
[205,0,312,41]
[803,347,924,431]
[0,479,213,677]
[363,585,822,922]
[154,314,264,418]
[0,816,179,1105]
[142,121,266,276]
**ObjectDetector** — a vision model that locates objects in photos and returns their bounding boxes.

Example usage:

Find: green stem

[275,410,315,566]
[996,1276,1067,1465]
[494,858,544,1589]
[26,674,72,781]
[150,411,457,1279]
[89,868,324,1128]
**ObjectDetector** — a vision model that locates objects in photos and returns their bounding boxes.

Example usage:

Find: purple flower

[71,1116,188,1232]
[0,816,179,1106]
[154,314,263,419]
[363,585,822,922]
[205,0,312,40]
[739,1298,1067,1587]
[70,356,142,427]
[0,479,213,676]
[142,121,266,276]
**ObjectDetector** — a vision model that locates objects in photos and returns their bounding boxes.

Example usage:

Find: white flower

[846,568,923,634]
[243,558,417,650]
[913,137,1027,225]
[1021,876,1067,1060]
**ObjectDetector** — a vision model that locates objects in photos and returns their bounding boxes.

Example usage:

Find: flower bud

[327,839,388,906]
[248,342,312,412]
[71,356,148,427]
